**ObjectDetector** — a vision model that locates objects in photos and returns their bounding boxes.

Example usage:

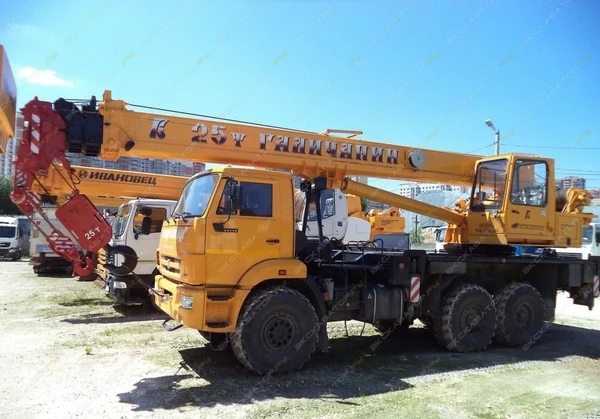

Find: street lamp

[485,119,500,155]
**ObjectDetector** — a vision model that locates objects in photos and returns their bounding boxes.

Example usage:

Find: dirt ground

[1,261,599,419]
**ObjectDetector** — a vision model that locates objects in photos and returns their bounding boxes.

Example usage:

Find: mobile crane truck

[10,90,600,376]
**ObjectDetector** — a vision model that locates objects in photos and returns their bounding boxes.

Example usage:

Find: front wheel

[230,286,319,375]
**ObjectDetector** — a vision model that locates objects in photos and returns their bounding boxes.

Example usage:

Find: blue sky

[1,0,599,188]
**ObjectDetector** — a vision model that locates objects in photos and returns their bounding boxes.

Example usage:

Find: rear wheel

[230,287,318,375]
[434,283,496,352]
[494,283,546,347]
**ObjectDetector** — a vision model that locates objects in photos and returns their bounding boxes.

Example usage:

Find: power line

[556,168,600,174]
[467,143,494,154]
[508,144,600,150]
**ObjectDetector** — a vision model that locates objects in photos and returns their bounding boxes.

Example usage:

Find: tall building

[557,176,586,190]
[193,163,206,174]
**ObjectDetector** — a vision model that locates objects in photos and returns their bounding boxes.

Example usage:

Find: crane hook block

[55,194,113,253]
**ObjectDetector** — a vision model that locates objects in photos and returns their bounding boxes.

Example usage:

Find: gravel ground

[0,260,599,419]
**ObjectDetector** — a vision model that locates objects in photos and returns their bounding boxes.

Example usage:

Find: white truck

[434,225,447,253]
[554,220,600,260]
[97,198,177,305]
[0,216,29,261]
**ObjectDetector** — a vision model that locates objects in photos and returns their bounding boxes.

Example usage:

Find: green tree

[410,227,424,245]
[0,177,21,215]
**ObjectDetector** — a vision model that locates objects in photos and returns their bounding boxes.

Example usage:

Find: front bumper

[153,275,249,333]
[0,247,20,258]
[104,273,152,305]
[154,275,207,330]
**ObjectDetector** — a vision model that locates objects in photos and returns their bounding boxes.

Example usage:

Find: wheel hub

[513,302,533,330]
[461,306,485,336]
[264,316,296,351]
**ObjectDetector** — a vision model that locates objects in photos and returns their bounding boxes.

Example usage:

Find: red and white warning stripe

[30,113,41,155]
[593,275,599,298]
[409,276,421,303]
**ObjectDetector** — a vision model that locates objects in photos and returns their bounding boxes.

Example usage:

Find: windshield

[0,226,17,238]
[173,174,219,218]
[436,228,447,242]
[470,159,508,212]
[582,226,593,244]
[307,189,335,221]
[113,204,131,238]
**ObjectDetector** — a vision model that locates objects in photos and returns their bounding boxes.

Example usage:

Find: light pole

[485,119,500,155]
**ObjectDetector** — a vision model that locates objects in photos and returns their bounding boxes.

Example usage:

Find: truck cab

[434,225,447,253]
[301,189,372,243]
[98,198,176,305]
[0,216,25,261]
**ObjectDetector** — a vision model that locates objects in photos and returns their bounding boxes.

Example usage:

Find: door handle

[266,239,280,244]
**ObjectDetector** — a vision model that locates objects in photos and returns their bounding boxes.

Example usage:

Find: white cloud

[16,66,74,88]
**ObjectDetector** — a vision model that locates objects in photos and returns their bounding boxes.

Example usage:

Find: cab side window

[510,160,548,207]
[133,207,167,234]
[240,182,273,217]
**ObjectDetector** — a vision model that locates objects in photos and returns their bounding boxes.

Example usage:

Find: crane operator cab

[446,155,591,253]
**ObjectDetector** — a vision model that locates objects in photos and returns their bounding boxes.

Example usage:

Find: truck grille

[0,243,10,248]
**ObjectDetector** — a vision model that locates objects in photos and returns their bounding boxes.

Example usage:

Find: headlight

[113,281,127,289]
[180,295,194,309]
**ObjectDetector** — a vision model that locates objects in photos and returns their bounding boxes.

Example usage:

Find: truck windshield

[0,226,17,238]
[436,228,447,242]
[113,204,131,238]
[582,226,593,244]
[173,173,219,218]
[470,159,508,212]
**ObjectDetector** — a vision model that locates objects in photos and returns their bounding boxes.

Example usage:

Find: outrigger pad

[103,245,139,276]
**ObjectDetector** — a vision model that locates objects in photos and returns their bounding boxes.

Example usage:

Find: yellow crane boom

[32,164,188,204]
[0,45,17,155]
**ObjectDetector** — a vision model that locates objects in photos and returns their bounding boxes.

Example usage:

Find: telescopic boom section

[32,164,188,203]
[13,91,482,273]
[91,91,480,186]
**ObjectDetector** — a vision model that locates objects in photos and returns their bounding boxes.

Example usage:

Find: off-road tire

[433,283,496,353]
[494,283,546,347]
[230,287,318,375]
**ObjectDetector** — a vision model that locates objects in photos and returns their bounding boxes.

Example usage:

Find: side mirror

[225,180,241,213]
[141,216,152,235]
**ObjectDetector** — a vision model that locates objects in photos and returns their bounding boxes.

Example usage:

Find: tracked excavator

[8,89,600,375]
